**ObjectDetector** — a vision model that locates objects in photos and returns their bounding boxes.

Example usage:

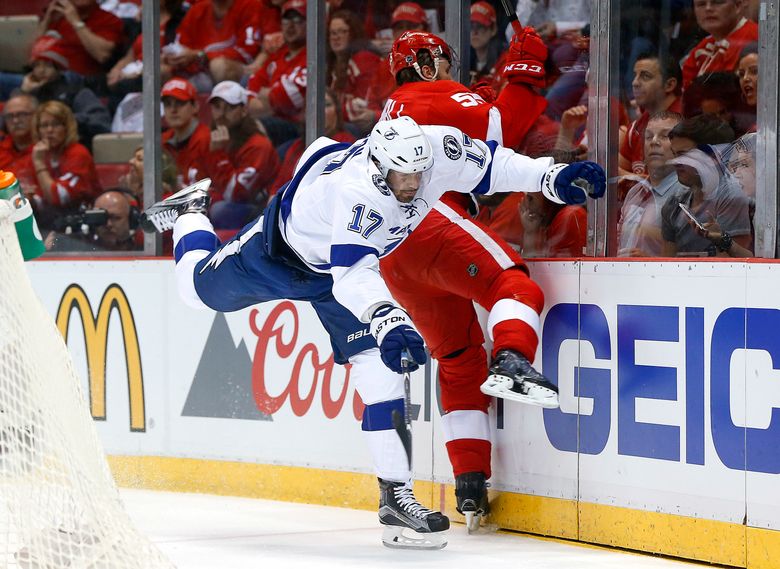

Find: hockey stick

[391,352,413,470]
[499,0,523,35]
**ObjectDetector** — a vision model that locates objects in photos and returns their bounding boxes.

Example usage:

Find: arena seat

[0,15,39,73]
[92,132,143,164]
[96,163,128,191]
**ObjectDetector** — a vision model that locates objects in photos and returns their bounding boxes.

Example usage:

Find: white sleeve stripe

[281,71,304,110]
[433,201,515,270]
[487,298,541,342]
[487,106,504,145]
[441,410,491,443]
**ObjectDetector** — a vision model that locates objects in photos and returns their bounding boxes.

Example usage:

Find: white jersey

[278,124,553,323]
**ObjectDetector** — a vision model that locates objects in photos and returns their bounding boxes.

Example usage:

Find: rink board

[25,258,780,568]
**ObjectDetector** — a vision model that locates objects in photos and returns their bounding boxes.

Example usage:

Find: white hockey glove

[369,304,427,374]
[540,161,606,205]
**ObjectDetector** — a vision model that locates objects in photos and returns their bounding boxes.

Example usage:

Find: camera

[53,206,108,233]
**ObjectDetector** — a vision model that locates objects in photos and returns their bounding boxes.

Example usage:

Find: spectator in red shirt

[161,78,211,189]
[164,0,263,88]
[247,0,307,145]
[205,81,280,229]
[0,93,38,172]
[327,9,383,134]
[681,0,758,89]
[36,0,125,78]
[18,100,101,230]
[619,52,682,177]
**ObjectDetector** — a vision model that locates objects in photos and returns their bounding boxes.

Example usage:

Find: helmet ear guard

[368,116,434,178]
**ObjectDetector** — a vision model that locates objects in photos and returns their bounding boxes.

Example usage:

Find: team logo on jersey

[443,135,462,160]
[383,127,399,140]
[467,263,478,277]
[372,174,391,196]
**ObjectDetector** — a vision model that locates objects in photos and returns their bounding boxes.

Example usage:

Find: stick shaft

[499,0,523,34]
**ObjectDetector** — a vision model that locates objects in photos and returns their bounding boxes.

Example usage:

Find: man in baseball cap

[206,81,278,228]
[161,78,211,188]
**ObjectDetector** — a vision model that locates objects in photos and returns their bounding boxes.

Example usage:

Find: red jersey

[162,123,212,189]
[247,46,307,120]
[175,0,263,65]
[682,18,758,89]
[620,96,683,175]
[205,133,280,203]
[0,136,32,172]
[17,142,100,207]
[382,80,546,150]
[382,80,547,213]
[44,6,124,76]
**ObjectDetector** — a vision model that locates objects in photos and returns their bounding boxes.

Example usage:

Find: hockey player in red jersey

[379,30,603,529]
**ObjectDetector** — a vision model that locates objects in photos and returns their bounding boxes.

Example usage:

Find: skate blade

[480,375,560,409]
[465,511,480,534]
[381,526,448,550]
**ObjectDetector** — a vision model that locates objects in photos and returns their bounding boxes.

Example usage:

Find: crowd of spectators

[0,0,763,257]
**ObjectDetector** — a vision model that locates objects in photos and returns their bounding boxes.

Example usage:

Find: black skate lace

[394,485,433,519]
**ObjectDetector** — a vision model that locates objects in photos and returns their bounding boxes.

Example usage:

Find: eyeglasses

[38,121,65,130]
[282,15,305,25]
[4,111,33,122]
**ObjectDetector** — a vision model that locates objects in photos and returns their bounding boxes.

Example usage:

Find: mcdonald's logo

[55,284,146,432]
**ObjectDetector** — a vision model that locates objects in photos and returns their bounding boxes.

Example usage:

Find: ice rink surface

[122,489,699,569]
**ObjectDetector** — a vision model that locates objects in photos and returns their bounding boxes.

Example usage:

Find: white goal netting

[0,202,175,568]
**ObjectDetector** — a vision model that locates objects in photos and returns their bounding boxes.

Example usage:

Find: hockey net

[0,202,175,568]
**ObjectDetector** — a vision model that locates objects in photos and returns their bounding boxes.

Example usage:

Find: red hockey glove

[471,80,496,103]
[501,27,548,88]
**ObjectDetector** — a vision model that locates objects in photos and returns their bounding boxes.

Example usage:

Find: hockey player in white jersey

[141,116,605,549]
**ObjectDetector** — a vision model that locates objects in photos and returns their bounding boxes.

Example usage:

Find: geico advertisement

[26,260,780,530]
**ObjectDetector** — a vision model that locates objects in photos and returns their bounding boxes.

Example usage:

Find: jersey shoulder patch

[442,134,462,160]
[372,173,391,196]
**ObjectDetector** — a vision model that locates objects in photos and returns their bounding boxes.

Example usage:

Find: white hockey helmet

[368,116,434,178]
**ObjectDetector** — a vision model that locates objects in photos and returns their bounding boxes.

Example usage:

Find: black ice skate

[480,349,559,408]
[378,478,449,549]
[455,471,490,533]
[139,178,212,233]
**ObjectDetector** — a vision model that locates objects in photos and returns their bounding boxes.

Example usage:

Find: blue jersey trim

[279,141,352,224]
[471,140,499,196]
[174,230,220,263]
[362,398,405,431]
[330,243,379,267]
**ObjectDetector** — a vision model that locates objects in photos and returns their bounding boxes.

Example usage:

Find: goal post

[0,201,175,568]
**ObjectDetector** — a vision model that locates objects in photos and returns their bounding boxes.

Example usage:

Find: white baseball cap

[208,81,248,106]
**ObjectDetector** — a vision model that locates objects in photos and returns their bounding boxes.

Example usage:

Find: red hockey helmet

[389,31,453,80]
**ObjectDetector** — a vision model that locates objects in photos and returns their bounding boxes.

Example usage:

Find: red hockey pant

[380,203,544,478]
